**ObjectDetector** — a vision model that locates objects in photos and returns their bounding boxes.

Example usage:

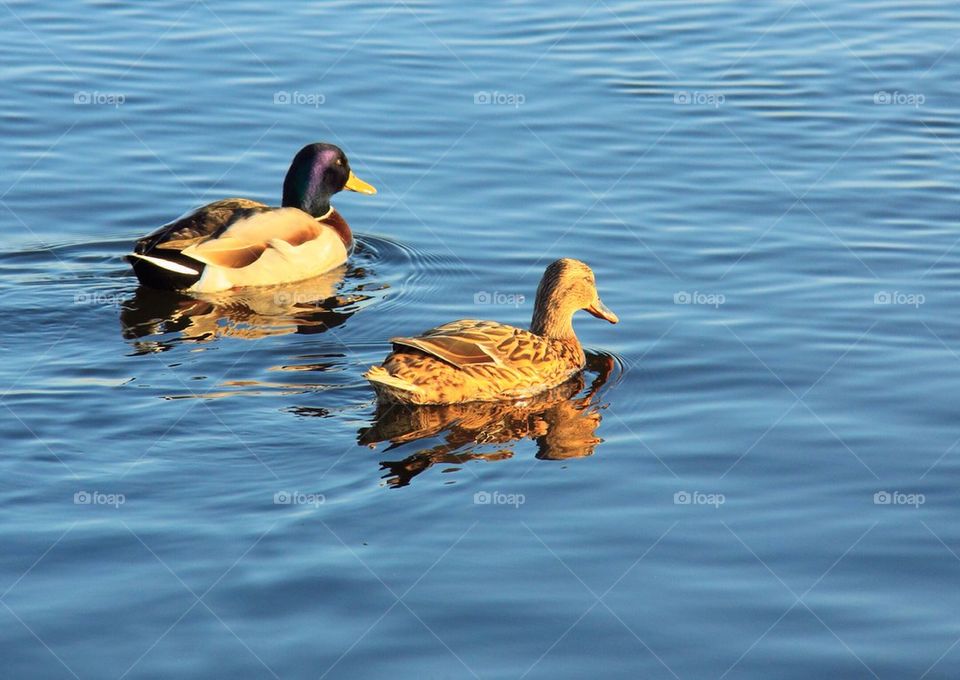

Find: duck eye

[336,158,343,166]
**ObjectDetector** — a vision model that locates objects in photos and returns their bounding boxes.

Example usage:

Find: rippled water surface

[3,1,960,677]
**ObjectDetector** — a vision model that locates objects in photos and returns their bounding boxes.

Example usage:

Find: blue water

[2,0,960,677]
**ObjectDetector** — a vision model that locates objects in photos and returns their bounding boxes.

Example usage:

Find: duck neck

[282,166,332,217]
[530,303,578,342]
[283,192,331,218]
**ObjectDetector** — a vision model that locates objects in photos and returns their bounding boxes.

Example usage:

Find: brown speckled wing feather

[389,335,502,368]
[390,320,551,371]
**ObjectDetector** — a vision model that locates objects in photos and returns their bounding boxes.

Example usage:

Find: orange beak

[585,298,618,324]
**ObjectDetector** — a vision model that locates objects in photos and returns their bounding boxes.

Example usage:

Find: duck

[364,258,618,404]
[127,142,376,292]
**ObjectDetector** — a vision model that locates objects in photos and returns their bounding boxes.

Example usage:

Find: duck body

[128,143,375,292]
[129,199,353,293]
[365,259,619,405]
[366,319,586,405]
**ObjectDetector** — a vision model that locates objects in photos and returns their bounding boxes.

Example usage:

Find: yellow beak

[345,171,377,195]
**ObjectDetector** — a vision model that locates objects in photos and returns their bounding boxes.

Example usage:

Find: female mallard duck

[128,142,376,292]
[364,258,618,404]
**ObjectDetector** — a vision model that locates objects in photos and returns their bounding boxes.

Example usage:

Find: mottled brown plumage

[364,258,618,404]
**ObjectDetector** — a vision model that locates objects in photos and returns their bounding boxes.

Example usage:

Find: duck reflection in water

[359,353,616,487]
[120,265,380,353]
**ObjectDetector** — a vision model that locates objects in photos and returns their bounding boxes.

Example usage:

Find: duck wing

[179,207,329,269]
[390,320,538,369]
[133,198,269,255]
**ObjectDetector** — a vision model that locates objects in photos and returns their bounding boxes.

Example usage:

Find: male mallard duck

[364,258,618,404]
[128,142,376,292]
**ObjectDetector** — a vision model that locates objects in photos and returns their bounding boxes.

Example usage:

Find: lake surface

[2,0,960,677]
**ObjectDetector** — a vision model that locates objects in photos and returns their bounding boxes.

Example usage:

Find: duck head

[282,142,376,217]
[530,258,618,340]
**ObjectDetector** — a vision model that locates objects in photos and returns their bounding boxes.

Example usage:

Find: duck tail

[127,252,202,290]
[364,366,421,399]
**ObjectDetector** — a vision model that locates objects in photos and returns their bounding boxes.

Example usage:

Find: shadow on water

[357,352,623,488]
[119,265,377,352]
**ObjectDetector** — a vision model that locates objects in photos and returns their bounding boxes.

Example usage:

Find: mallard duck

[128,142,376,292]
[364,258,618,404]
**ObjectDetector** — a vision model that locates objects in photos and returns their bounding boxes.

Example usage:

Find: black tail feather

[127,253,203,290]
